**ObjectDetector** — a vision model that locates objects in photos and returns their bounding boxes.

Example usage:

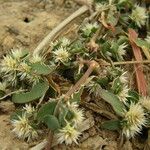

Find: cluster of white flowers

[140,97,150,111]
[56,123,81,145]
[53,47,70,63]
[86,81,102,98]
[12,113,38,142]
[0,49,43,84]
[51,37,70,48]
[115,70,130,104]
[12,104,38,142]
[1,55,18,73]
[81,22,99,36]
[23,104,35,115]
[122,103,146,138]
[117,85,129,104]
[117,43,128,60]
[11,49,23,60]
[56,102,84,145]
[131,5,148,28]
[95,3,109,12]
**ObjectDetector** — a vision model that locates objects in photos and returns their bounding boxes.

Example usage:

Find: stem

[44,131,54,150]
[0,89,26,100]
[64,60,99,100]
[44,61,99,150]
[96,60,150,66]
[33,6,89,55]
[112,60,150,65]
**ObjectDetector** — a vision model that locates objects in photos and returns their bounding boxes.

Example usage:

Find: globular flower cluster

[11,104,38,142]
[87,80,102,98]
[131,5,148,28]
[51,37,71,64]
[0,49,43,85]
[56,102,84,145]
[56,123,81,145]
[140,97,150,112]
[122,103,146,138]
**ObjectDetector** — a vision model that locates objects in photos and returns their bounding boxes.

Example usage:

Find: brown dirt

[0,0,148,150]
[0,0,78,149]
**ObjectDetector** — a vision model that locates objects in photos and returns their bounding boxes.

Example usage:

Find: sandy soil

[0,0,148,150]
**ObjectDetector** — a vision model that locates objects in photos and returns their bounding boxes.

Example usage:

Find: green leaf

[58,107,68,126]
[127,90,139,104]
[101,120,121,131]
[31,62,54,75]
[12,81,49,103]
[135,39,150,49]
[99,89,125,116]
[111,78,122,94]
[37,101,57,121]
[43,115,60,131]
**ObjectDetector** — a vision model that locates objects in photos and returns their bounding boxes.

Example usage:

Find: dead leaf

[128,28,147,96]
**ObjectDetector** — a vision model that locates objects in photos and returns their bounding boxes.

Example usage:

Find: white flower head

[12,113,38,142]
[117,85,129,104]
[71,108,85,127]
[119,71,128,84]
[1,55,18,73]
[87,81,102,98]
[53,47,70,63]
[67,101,79,110]
[23,104,35,115]
[117,43,127,60]
[0,82,7,91]
[56,123,81,145]
[131,5,148,28]
[140,97,150,111]
[122,103,146,138]
[30,54,44,63]
[81,22,99,36]
[95,3,108,12]
[60,37,70,47]
[18,62,31,80]
[11,49,23,60]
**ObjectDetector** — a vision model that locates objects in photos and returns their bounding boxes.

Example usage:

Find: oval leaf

[12,81,49,103]
[101,120,121,131]
[31,62,54,75]
[37,101,57,121]
[99,89,125,116]
[43,115,60,131]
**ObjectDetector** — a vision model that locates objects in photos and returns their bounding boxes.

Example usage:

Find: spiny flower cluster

[0,49,43,85]
[115,70,130,104]
[51,37,71,64]
[122,103,146,138]
[11,104,38,142]
[140,97,150,112]
[81,22,99,37]
[86,80,102,98]
[131,5,148,28]
[56,102,84,145]
[56,123,82,145]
